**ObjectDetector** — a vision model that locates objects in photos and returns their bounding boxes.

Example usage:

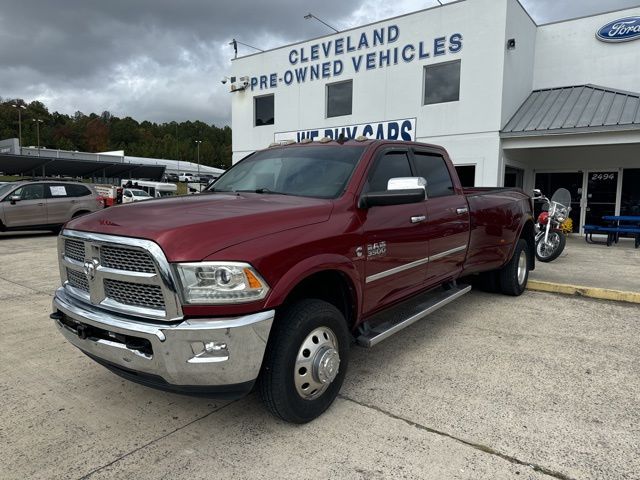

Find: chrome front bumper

[52,287,274,392]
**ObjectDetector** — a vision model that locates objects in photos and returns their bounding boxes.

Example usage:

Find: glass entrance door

[584,171,618,228]
[534,172,584,233]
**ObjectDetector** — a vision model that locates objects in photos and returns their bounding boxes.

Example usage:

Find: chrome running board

[357,284,472,347]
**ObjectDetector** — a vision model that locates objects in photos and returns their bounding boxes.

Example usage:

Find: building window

[254,95,274,126]
[455,166,476,187]
[423,60,461,105]
[327,80,353,118]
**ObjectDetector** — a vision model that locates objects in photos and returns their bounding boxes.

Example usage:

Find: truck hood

[67,193,333,261]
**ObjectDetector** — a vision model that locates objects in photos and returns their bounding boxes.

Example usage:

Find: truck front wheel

[258,299,350,423]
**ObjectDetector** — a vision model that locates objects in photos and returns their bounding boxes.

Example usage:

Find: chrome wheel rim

[294,326,340,400]
[517,250,527,285]
[537,233,559,258]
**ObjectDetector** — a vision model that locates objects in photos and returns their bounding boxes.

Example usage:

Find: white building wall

[500,0,537,128]
[231,0,516,186]
[533,6,640,92]
[230,1,640,191]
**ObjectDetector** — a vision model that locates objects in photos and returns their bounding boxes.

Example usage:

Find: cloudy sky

[1,0,638,126]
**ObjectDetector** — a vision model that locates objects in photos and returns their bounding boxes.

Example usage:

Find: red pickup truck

[51,139,535,423]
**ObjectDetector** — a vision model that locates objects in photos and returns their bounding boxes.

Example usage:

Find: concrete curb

[527,280,640,304]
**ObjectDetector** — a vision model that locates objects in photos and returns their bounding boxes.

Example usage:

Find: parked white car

[178,173,199,182]
[122,188,152,203]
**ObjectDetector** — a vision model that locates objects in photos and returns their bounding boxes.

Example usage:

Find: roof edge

[537,4,640,28]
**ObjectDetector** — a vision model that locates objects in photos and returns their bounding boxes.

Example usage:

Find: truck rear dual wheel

[498,238,529,296]
[258,299,350,423]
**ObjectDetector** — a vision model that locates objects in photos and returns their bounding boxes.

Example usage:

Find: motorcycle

[533,188,572,262]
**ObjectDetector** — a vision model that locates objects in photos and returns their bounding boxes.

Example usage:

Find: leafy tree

[0,99,232,168]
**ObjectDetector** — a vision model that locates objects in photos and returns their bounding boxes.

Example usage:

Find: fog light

[205,341,227,353]
[188,341,229,363]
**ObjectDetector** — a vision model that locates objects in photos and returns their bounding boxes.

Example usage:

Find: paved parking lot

[1,232,639,480]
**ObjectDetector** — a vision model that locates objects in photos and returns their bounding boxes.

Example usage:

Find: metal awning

[501,85,640,138]
[0,153,165,180]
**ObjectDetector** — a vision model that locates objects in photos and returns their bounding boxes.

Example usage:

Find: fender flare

[508,215,536,269]
[264,253,363,317]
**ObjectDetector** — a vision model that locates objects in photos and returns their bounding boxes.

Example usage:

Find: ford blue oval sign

[597,17,640,43]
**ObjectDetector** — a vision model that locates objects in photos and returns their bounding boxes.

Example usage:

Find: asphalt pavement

[1,232,638,480]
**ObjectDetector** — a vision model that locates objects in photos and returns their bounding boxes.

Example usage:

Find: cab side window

[413,152,454,198]
[366,151,412,192]
[13,184,45,200]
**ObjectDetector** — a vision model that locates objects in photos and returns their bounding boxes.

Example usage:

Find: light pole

[11,103,27,153]
[195,140,202,177]
[32,118,44,156]
[303,13,339,33]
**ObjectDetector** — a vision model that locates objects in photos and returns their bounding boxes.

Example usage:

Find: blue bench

[584,217,640,248]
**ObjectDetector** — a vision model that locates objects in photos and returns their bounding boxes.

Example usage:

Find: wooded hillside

[0,99,232,169]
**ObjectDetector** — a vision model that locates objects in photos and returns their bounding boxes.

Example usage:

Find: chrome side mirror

[388,177,427,196]
[9,195,21,205]
[532,189,543,199]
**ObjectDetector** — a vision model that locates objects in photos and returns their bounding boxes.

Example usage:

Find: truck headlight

[174,262,269,304]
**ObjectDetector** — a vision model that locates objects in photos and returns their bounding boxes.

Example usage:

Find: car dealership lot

[1,232,638,480]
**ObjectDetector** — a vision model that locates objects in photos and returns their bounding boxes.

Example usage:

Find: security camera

[221,77,228,85]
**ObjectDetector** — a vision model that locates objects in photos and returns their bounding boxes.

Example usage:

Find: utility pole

[11,103,27,153]
[32,118,44,156]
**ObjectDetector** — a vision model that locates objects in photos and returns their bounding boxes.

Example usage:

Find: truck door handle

[411,215,426,224]
[456,207,469,215]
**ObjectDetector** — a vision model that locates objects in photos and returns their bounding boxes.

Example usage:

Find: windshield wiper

[234,188,289,195]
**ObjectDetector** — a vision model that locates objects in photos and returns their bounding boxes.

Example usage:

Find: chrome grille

[100,246,156,273]
[104,279,165,310]
[66,268,89,292]
[65,239,85,263]
[60,231,181,320]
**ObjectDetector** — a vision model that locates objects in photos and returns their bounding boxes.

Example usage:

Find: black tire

[535,231,565,263]
[258,299,350,423]
[499,238,529,296]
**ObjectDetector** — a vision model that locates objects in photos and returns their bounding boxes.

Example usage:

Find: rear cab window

[412,151,455,198]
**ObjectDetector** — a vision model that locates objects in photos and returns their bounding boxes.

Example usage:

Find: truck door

[2,184,47,227]
[360,148,429,316]
[412,149,470,286]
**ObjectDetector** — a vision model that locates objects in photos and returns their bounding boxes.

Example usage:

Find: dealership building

[230,0,640,232]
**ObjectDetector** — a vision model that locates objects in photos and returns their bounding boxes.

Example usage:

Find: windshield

[130,189,150,196]
[210,145,366,199]
[0,183,16,199]
[551,188,571,209]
